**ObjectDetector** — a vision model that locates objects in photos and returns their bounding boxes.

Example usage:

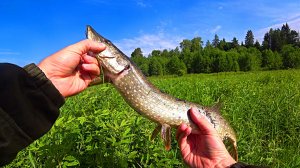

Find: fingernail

[88,51,95,56]
[192,108,202,119]
[99,43,106,48]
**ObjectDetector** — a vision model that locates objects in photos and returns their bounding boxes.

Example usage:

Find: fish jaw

[86,25,130,75]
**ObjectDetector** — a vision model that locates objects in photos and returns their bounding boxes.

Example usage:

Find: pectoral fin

[150,125,162,141]
[150,124,172,151]
[161,124,172,151]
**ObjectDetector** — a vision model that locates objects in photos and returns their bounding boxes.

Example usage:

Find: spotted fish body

[86,25,238,160]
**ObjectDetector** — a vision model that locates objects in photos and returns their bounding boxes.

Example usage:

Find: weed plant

[6,70,300,167]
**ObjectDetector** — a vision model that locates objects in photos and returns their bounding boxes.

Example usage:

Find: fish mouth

[115,64,131,80]
[118,64,130,75]
[96,54,127,75]
[104,64,131,81]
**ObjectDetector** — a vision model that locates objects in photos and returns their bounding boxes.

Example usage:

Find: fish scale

[86,25,238,160]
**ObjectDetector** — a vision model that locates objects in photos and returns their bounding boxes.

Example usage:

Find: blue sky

[0,0,299,66]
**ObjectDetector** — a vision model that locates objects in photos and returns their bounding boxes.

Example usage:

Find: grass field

[6,69,300,168]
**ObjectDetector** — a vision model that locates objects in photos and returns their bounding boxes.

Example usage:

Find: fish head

[86,25,130,75]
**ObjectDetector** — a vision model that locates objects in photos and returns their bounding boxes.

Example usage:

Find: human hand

[176,107,236,168]
[38,39,106,97]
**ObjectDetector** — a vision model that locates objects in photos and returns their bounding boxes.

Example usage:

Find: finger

[176,124,188,141]
[69,39,106,55]
[189,107,217,134]
[81,63,101,76]
[178,126,192,156]
[82,54,99,65]
[177,125,191,146]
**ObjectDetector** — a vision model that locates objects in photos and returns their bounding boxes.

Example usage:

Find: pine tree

[290,30,299,45]
[254,40,261,50]
[205,40,212,48]
[245,30,254,48]
[262,32,271,50]
[281,23,291,45]
[212,34,220,48]
[231,37,239,49]
[218,38,230,51]
[270,29,281,51]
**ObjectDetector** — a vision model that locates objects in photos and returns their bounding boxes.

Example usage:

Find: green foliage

[262,49,282,70]
[166,56,187,76]
[254,40,261,51]
[148,57,163,76]
[226,50,240,72]
[281,45,300,69]
[151,50,161,57]
[179,39,192,53]
[130,23,299,77]
[7,70,300,168]
[131,48,143,58]
[191,37,203,52]
[192,50,211,73]
[218,38,231,51]
[180,50,194,73]
[238,47,261,71]
[131,53,149,76]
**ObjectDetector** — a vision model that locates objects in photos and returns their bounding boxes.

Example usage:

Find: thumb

[67,39,106,55]
[189,107,217,134]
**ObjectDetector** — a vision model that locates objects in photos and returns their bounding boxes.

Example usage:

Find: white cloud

[0,49,20,55]
[135,0,150,8]
[115,32,183,56]
[210,25,222,34]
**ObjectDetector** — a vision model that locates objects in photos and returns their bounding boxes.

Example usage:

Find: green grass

[6,70,300,167]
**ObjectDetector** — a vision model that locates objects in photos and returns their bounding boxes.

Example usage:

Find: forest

[130,23,300,76]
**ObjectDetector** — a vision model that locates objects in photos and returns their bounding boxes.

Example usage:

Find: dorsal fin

[207,99,222,113]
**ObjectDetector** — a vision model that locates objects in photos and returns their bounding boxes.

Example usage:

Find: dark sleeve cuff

[23,63,65,107]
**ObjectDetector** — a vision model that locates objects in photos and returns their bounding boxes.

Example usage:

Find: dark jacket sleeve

[0,63,65,166]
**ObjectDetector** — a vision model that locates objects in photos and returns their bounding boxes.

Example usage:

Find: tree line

[131,23,300,76]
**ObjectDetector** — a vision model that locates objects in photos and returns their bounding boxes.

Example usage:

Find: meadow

[6,69,300,168]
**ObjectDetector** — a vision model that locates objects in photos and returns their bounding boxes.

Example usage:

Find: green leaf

[63,155,79,166]
[78,116,86,125]
[28,151,36,168]
[128,151,138,159]
[122,128,131,137]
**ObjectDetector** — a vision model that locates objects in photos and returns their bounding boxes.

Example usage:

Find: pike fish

[86,25,238,160]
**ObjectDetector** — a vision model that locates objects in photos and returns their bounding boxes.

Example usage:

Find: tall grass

[6,70,300,167]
